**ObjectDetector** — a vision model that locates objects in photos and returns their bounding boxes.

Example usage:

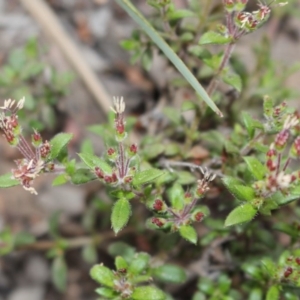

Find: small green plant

[90,243,186,300]
[0,39,73,131]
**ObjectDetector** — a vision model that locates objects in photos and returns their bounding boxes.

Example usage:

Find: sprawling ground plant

[1,0,300,299]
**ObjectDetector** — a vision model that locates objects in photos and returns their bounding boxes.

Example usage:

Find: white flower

[16,97,25,110]
[0,97,25,111]
[283,114,299,129]
[276,172,291,189]
[0,99,15,110]
[111,97,125,114]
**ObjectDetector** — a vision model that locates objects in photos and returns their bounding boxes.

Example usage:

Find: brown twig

[16,227,135,252]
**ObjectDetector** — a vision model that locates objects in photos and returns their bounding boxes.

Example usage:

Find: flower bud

[95,167,104,179]
[147,197,167,213]
[290,137,300,158]
[222,0,235,12]
[151,217,166,228]
[254,4,271,23]
[107,147,117,161]
[129,144,137,155]
[284,266,293,278]
[191,210,205,222]
[32,130,42,147]
[274,129,289,151]
[40,141,51,158]
[235,0,248,11]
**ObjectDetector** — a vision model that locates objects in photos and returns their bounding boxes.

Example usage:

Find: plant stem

[240,132,264,156]
[206,42,236,96]
[16,227,135,251]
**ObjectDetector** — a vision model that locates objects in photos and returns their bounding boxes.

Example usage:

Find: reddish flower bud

[295,257,300,265]
[274,129,289,151]
[194,212,204,222]
[284,267,293,278]
[153,199,163,211]
[40,141,51,158]
[111,172,118,182]
[10,115,18,128]
[116,123,125,135]
[266,159,277,172]
[151,217,165,227]
[104,175,112,183]
[290,137,300,158]
[266,148,277,157]
[124,176,132,183]
[129,144,138,154]
[33,131,41,142]
[107,148,115,156]
[95,167,104,179]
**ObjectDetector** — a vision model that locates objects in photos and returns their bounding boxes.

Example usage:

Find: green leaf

[133,168,164,187]
[132,286,166,300]
[71,168,97,185]
[243,156,267,180]
[82,244,98,264]
[222,71,242,92]
[179,225,197,244]
[111,198,131,234]
[51,256,67,292]
[108,242,136,261]
[49,133,73,160]
[222,176,255,201]
[248,288,263,300]
[167,183,185,210]
[78,153,112,174]
[0,173,19,188]
[90,264,115,288]
[114,0,223,117]
[142,144,165,159]
[141,48,153,71]
[115,256,128,270]
[181,100,197,111]
[120,38,139,50]
[225,203,257,227]
[80,139,94,154]
[167,9,195,21]
[128,252,150,275]
[95,287,117,298]
[153,264,187,284]
[175,170,196,185]
[163,107,182,125]
[266,285,280,300]
[0,228,14,256]
[164,143,180,156]
[52,174,68,186]
[199,31,232,45]
[242,112,264,139]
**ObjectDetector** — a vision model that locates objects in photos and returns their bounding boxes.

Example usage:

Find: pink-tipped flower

[151,217,166,228]
[32,130,42,147]
[274,129,289,151]
[12,158,45,195]
[290,136,300,158]
[39,140,51,158]
[195,167,216,197]
[129,144,137,155]
[111,97,125,115]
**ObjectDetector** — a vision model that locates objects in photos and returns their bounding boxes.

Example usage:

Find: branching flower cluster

[223,0,288,38]
[253,102,300,199]
[0,98,54,194]
[94,97,138,186]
